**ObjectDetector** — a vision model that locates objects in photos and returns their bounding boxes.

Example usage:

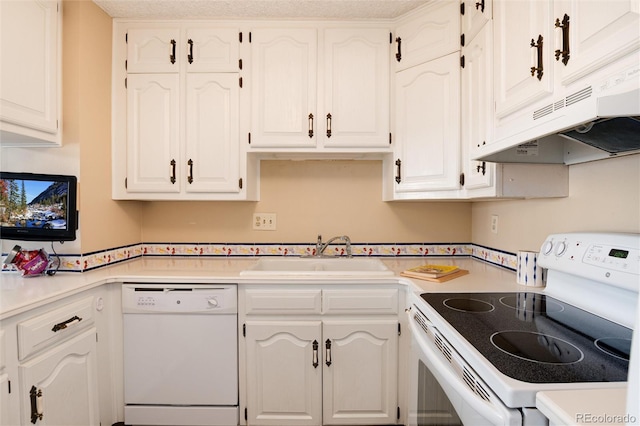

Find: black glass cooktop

[420,292,632,384]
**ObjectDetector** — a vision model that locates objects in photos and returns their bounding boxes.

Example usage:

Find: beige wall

[472,155,640,253]
[66,0,142,253]
[141,160,473,243]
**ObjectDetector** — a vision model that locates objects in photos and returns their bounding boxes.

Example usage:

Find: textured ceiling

[92,0,431,20]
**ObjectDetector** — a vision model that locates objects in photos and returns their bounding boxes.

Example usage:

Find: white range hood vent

[477,88,640,165]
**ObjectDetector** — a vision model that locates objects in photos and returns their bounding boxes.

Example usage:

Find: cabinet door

[19,328,99,426]
[323,320,398,425]
[461,0,492,43]
[185,27,239,73]
[394,52,461,193]
[250,28,317,148]
[126,73,181,193]
[245,321,322,426]
[461,24,496,193]
[185,73,240,193]
[394,1,460,72]
[0,0,58,134]
[126,28,181,73]
[556,0,640,86]
[493,0,554,118]
[322,28,390,148]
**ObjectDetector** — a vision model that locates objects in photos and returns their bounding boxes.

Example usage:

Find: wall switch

[491,215,499,234]
[253,213,277,231]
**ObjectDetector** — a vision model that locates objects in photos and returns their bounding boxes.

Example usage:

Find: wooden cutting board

[401,269,469,283]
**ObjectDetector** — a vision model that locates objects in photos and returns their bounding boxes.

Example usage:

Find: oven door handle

[407,312,519,425]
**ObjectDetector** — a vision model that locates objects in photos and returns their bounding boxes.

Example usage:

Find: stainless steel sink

[240,257,394,276]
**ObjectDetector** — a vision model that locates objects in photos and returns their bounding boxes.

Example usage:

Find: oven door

[407,307,522,426]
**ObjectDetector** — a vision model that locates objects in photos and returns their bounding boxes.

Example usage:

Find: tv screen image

[0,172,77,242]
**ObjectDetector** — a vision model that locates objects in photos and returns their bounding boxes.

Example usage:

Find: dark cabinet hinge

[239,178,243,189]
[389,133,392,145]
[125,32,128,43]
[397,406,401,420]
[124,77,127,89]
[398,323,401,336]
[460,2,465,15]
[125,177,128,189]
[243,323,246,337]
[461,33,465,47]
[125,59,127,71]
[244,407,248,420]
[460,173,465,186]
[249,32,252,43]
[460,55,465,68]
[239,77,243,88]
[389,32,393,43]
[239,32,242,43]
[248,133,251,144]
[7,380,11,394]
[239,59,243,70]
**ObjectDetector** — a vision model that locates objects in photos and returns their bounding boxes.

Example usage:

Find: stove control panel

[538,233,640,291]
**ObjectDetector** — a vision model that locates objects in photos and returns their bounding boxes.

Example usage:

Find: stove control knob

[555,241,567,256]
[207,298,219,308]
[542,241,553,255]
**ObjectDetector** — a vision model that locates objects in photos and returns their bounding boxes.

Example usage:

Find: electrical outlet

[491,215,499,234]
[253,213,277,231]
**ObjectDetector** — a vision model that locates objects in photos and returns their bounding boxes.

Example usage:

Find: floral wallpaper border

[2,242,518,273]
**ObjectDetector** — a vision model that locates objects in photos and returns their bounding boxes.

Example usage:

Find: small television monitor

[0,172,78,242]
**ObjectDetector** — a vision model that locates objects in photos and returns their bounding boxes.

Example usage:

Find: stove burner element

[595,338,632,362]
[491,331,584,364]
[499,295,564,314]
[443,298,495,313]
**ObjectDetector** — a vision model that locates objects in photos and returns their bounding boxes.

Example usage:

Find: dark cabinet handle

[312,340,319,368]
[530,35,543,81]
[30,386,43,424]
[51,315,82,332]
[554,14,570,65]
[187,39,194,64]
[476,161,486,176]
[395,159,402,184]
[170,39,176,64]
[170,159,176,184]
[395,37,402,62]
[326,113,332,138]
[325,339,332,367]
[308,113,314,138]
[475,0,485,12]
[188,159,194,184]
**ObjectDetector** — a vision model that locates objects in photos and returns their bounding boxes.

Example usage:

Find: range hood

[476,87,640,165]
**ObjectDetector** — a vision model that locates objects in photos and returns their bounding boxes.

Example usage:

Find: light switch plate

[253,213,277,231]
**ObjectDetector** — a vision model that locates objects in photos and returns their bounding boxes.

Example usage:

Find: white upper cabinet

[250,28,318,148]
[322,28,390,148]
[113,23,248,200]
[393,52,461,196]
[493,0,555,119]
[461,0,492,43]
[393,1,460,72]
[555,0,640,86]
[0,0,60,146]
[249,26,391,150]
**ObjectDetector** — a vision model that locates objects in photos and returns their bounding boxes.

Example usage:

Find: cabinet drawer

[244,289,322,315]
[323,289,399,315]
[17,296,95,361]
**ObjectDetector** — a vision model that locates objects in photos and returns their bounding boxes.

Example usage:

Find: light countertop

[0,256,526,320]
[537,388,633,426]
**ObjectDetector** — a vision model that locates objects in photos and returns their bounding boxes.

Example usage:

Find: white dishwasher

[122,283,238,426]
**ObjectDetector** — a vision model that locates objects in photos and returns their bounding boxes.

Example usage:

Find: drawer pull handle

[308,113,314,138]
[170,39,176,64]
[530,35,544,81]
[326,113,332,138]
[187,39,194,64]
[325,339,332,367]
[30,386,43,424]
[51,315,82,332]
[312,340,319,368]
[395,37,402,62]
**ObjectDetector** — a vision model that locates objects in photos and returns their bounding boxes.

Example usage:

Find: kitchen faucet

[316,234,352,257]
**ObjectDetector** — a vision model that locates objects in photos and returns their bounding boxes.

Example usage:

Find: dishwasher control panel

[122,284,237,314]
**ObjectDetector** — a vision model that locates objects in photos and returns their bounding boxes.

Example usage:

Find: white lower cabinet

[241,287,400,426]
[19,328,99,425]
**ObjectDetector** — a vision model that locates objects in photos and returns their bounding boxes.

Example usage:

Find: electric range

[412,233,639,412]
